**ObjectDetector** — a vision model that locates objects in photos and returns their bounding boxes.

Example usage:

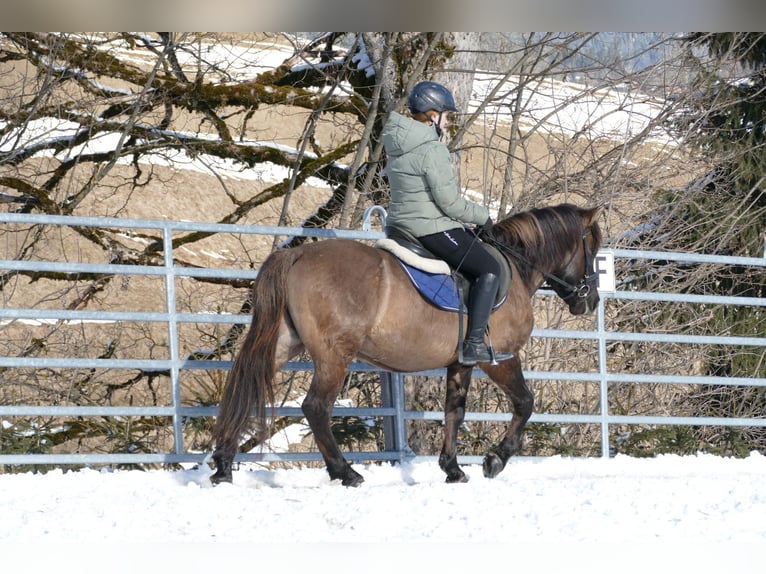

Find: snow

[1,453,764,571]
[470,71,676,146]
[98,35,295,82]
[2,38,761,570]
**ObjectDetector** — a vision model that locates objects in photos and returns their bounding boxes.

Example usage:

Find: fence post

[597,295,611,457]
[380,372,413,462]
[163,224,184,456]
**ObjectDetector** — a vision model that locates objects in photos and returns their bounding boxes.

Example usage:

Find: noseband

[545,227,598,303]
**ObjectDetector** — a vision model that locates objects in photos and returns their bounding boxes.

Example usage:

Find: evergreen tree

[665,33,766,455]
[678,33,766,260]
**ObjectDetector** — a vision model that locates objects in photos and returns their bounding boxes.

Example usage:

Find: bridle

[483,226,598,304]
[543,227,598,305]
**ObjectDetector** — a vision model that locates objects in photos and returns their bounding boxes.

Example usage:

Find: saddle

[375,225,511,313]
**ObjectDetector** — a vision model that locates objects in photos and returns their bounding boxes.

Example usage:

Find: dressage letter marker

[595,251,615,292]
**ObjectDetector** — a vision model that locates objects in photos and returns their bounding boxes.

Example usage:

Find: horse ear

[583,205,604,226]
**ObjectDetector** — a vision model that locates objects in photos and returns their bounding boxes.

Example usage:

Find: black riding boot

[461,273,514,366]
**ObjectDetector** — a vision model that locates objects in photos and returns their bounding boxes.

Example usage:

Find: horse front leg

[438,364,473,483]
[482,356,534,478]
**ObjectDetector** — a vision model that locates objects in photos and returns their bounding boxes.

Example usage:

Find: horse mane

[488,203,600,285]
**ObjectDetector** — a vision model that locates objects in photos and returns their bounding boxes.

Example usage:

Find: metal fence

[1,211,765,468]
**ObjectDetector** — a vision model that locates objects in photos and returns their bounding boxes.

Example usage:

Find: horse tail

[212,247,301,457]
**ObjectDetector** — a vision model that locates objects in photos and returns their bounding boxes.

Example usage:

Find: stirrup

[487,345,513,366]
[460,340,512,366]
[485,328,512,365]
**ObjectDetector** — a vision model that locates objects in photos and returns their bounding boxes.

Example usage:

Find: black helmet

[407,81,458,114]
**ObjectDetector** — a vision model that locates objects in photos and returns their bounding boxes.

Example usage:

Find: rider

[381,80,513,366]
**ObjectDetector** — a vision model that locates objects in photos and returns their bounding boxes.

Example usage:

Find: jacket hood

[382,112,438,157]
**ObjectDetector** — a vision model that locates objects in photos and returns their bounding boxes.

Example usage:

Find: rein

[483,226,598,301]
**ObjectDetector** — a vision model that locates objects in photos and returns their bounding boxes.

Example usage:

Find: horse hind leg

[482,357,534,478]
[301,360,364,487]
[210,449,234,484]
[438,365,473,483]
[210,321,304,486]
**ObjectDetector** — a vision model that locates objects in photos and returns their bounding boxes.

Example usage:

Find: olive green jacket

[382,112,489,237]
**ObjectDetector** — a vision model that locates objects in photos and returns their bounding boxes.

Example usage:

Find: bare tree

[3,31,730,462]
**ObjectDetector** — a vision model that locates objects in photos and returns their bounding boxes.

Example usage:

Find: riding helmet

[407,81,458,114]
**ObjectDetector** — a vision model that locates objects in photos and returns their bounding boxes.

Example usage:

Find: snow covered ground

[2,38,760,571]
[1,453,764,572]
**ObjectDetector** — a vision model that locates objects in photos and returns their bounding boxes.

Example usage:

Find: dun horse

[211,203,603,486]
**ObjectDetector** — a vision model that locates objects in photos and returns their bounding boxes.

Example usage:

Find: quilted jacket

[382,112,489,237]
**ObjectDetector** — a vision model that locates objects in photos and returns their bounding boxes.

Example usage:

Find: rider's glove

[475,217,493,239]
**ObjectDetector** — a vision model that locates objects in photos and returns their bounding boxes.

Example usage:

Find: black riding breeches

[418,227,502,281]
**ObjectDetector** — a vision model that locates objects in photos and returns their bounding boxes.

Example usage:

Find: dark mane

[489,203,600,285]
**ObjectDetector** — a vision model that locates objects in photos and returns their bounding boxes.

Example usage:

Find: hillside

[0,32,703,463]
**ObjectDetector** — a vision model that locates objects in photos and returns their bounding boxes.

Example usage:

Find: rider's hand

[475,217,493,239]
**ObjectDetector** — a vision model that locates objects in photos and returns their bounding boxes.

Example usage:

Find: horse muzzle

[563,279,599,315]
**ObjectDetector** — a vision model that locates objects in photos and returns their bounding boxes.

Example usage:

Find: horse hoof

[330,464,365,487]
[445,470,469,483]
[341,471,365,488]
[482,452,505,479]
[210,451,234,485]
[210,471,232,485]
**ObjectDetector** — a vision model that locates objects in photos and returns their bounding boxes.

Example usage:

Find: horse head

[545,205,603,315]
[489,203,604,316]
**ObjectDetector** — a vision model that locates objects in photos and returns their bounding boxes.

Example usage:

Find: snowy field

[1,453,764,572]
[2,38,762,571]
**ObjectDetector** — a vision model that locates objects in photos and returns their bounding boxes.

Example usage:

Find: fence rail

[1,211,765,468]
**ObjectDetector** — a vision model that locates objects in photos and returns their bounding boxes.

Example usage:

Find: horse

[210,203,603,486]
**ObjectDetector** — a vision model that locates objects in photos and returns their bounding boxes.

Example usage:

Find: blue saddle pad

[395,259,508,313]
[396,260,465,312]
